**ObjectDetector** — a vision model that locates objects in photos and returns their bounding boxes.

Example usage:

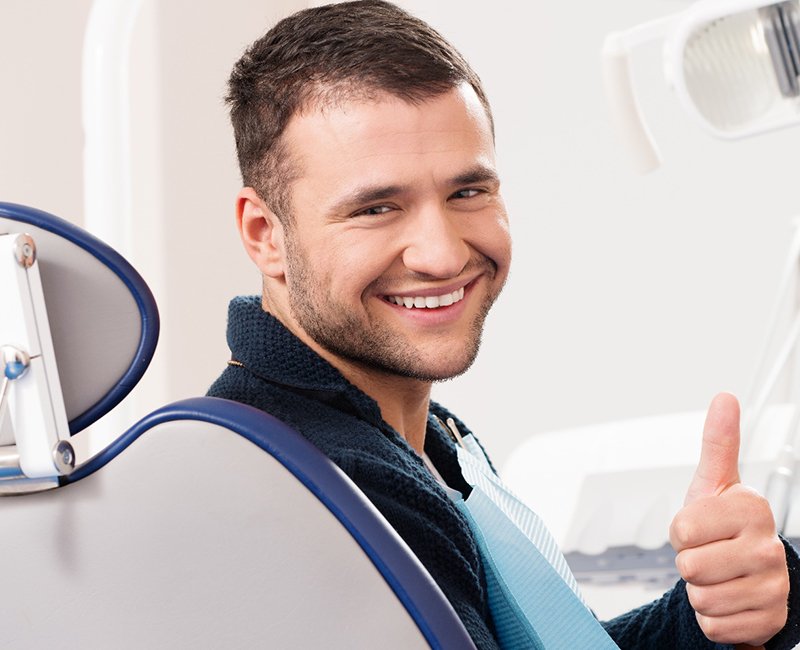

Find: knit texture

[208,296,800,649]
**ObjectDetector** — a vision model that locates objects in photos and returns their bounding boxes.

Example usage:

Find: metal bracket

[0,233,73,492]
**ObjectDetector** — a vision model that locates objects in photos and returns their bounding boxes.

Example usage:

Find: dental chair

[0,202,474,650]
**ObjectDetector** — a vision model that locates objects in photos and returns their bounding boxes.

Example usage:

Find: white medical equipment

[0,202,474,649]
[603,0,800,172]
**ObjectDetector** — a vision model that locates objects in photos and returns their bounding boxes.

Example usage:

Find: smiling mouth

[384,287,466,309]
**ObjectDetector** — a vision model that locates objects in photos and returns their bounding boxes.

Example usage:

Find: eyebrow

[337,184,409,212]
[450,164,500,187]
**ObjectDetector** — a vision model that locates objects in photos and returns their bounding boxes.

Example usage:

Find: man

[208,1,799,647]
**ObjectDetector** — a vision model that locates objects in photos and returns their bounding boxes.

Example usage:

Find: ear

[236,187,286,278]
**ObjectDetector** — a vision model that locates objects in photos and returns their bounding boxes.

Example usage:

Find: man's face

[273,84,511,382]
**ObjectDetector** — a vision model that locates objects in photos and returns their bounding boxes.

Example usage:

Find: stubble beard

[283,239,500,382]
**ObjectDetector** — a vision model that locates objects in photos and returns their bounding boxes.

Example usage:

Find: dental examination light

[604,0,800,172]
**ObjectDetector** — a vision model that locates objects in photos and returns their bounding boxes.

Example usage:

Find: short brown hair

[226,0,492,222]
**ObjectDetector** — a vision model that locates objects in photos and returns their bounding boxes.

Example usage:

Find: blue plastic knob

[4,361,26,380]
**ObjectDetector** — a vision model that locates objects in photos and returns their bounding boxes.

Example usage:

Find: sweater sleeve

[603,537,800,650]
[602,580,733,650]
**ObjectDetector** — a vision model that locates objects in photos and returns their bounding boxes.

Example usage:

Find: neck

[337,361,432,453]
[263,297,432,452]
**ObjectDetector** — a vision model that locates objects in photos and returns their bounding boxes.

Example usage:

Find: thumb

[684,392,742,505]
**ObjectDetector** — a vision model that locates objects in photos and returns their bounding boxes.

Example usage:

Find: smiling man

[234,84,509,453]
[208,2,800,648]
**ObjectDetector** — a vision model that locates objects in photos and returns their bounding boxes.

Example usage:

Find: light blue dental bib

[450,431,619,650]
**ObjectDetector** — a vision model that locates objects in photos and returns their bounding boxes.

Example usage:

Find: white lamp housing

[604,0,800,171]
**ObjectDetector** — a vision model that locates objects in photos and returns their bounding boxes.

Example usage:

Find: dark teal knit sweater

[208,296,800,649]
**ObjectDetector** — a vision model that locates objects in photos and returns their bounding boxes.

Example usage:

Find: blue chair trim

[66,396,475,650]
[0,202,159,434]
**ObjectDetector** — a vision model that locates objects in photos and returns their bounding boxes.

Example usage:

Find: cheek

[339,229,403,273]
[312,241,388,303]
[473,216,512,274]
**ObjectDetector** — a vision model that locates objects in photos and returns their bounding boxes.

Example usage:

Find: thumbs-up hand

[669,393,789,647]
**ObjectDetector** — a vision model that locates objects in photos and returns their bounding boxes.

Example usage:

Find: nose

[401,206,471,279]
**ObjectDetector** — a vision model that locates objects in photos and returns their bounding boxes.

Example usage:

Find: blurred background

[1,0,799,483]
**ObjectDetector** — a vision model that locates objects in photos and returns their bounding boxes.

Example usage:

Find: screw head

[53,441,76,475]
[14,234,36,268]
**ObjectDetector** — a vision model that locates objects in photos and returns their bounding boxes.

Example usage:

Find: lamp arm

[602,34,662,173]
[602,15,679,173]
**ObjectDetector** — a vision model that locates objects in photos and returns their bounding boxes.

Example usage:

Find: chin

[397,350,479,383]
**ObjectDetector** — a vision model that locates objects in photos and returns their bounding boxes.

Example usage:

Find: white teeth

[388,287,465,309]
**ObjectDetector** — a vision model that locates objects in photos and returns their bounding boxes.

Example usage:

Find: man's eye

[451,188,483,200]
[355,205,393,216]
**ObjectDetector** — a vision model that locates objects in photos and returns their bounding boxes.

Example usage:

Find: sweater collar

[226,295,386,425]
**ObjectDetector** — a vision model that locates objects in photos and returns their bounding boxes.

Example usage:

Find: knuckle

[676,551,700,583]
[779,569,791,599]
[696,613,723,642]
[770,537,788,567]
[753,538,774,566]
[685,583,709,614]
[767,569,791,606]
[738,488,775,525]
[743,485,768,503]
[769,602,789,628]
[771,604,789,633]
[756,537,787,570]
[698,616,743,645]
[670,515,694,549]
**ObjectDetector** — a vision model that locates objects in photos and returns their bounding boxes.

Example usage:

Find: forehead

[281,84,496,202]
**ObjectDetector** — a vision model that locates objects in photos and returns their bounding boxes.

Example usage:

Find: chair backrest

[0,203,475,650]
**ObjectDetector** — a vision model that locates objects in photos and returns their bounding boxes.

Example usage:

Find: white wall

[2,0,799,471]
[124,0,308,421]
[0,1,93,218]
